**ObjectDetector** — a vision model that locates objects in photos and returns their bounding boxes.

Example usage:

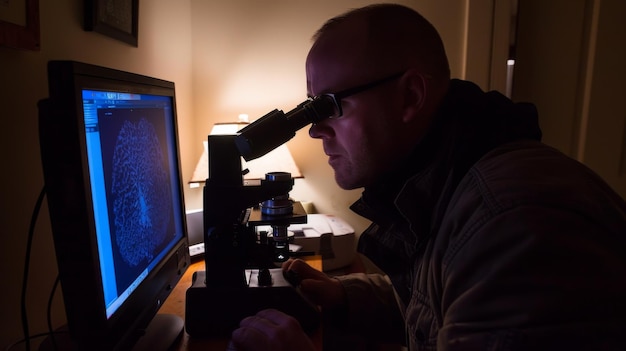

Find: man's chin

[334,173,361,190]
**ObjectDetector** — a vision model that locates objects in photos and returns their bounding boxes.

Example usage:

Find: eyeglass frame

[313,70,406,119]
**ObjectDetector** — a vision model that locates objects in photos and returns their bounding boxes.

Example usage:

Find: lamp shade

[189,122,302,186]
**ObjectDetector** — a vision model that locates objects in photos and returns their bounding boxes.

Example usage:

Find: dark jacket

[334,80,626,350]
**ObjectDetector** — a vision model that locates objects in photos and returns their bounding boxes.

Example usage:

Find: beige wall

[0,0,484,348]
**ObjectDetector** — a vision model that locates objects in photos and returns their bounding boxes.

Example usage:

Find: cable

[3,332,60,351]
[20,187,46,351]
[47,275,61,351]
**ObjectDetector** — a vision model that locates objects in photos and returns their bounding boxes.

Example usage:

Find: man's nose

[309,120,334,139]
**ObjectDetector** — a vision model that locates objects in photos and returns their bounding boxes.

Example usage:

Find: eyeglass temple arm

[332,71,406,100]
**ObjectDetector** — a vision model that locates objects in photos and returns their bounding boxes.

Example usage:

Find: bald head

[310,4,450,85]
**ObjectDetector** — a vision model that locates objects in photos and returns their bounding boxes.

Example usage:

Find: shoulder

[437,140,626,262]
[456,140,619,214]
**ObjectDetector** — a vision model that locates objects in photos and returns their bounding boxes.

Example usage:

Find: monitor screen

[39,60,190,351]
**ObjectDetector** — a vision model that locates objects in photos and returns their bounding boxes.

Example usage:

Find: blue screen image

[81,90,183,317]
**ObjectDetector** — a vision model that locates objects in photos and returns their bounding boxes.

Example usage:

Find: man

[230,4,626,350]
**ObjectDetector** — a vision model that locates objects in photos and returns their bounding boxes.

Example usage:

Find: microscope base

[185,270,320,338]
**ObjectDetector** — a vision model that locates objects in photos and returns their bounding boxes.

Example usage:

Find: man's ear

[400,69,427,123]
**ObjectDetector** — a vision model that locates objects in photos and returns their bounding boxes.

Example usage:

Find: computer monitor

[39,60,190,351]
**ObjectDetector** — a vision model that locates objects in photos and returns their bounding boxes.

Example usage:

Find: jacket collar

[352,79,541,248]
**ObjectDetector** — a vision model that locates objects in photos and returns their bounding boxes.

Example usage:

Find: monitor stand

[39,314,184,351]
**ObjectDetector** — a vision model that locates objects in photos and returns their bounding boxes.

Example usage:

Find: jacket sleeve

[437,205,626,350]
[330,272,406,345]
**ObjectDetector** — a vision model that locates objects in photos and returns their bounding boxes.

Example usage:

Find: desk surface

[160,256,323,350]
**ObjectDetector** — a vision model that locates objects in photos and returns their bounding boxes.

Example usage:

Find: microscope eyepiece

[235,96,335,161]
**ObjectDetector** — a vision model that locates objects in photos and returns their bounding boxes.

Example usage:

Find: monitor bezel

[39,60,190,350]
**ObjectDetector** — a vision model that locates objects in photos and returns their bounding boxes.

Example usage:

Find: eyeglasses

[315,71,405,119]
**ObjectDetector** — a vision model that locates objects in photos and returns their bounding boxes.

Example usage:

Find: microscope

[185,95,335,337]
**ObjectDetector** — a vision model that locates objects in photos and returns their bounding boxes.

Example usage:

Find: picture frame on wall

[84,0,138,47]
[0,0,40,50]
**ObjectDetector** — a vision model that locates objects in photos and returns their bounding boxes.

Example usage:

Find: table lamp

[189,117,302,188]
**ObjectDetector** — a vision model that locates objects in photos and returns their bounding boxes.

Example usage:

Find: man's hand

[282,258,347,308]
[229,309,316,351]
